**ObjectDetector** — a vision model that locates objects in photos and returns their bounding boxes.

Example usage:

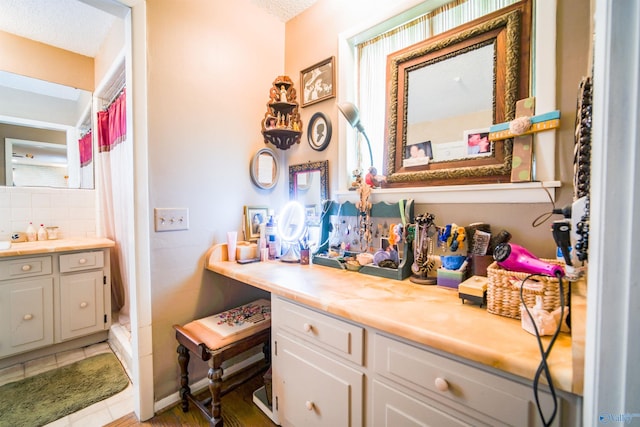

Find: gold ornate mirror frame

[384,1,531,188]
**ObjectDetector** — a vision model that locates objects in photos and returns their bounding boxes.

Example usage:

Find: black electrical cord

[519,272,565,427]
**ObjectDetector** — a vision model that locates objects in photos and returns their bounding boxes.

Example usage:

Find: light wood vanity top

[0,238,115,258]
[206,243,583,396]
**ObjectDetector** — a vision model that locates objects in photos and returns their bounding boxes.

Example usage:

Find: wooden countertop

[0,238,115,258]
[206,244,583,396]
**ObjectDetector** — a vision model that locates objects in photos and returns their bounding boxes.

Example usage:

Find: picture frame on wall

[243,205,269,241]
[300,57,335,107]
[307,112,332,151]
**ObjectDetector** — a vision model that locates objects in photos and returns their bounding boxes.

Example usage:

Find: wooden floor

[105,375,277,426]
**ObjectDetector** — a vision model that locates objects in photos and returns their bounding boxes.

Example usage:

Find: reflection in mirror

[405,44,493,165]
[289,160,328,252]
[0,71,94,189]
[384,1,531,187]
[289,160,329,221]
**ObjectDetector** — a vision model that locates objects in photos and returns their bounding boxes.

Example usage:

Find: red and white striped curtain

[97,88,127,152]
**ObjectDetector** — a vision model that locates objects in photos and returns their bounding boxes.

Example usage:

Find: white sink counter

[0,238,115,258]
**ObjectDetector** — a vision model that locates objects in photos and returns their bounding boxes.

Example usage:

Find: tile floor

[0,342,133,427]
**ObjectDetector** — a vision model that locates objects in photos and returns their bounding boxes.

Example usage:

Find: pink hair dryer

[494,243,565,277]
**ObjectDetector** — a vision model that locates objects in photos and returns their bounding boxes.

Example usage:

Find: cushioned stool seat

[173,299,271,426]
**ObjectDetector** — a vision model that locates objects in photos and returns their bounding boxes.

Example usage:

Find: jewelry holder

[313,199,414,280]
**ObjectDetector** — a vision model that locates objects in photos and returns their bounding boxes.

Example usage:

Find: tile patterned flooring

[0,342,133,427]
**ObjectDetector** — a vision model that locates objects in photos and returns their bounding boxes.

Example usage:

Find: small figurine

[279,85,288,102]
[365,167,386,188]
[349,169,363,190]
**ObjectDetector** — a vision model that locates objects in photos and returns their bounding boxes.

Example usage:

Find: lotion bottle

[26,222,37,242]
[38,224,47,241]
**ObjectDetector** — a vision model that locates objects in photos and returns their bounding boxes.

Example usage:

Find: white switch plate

[154,208,189,232]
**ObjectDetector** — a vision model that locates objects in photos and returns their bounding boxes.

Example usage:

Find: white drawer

[374,333,553,426]
[274,297,364,365]
[59,251,104,273]
[0,256,53,281]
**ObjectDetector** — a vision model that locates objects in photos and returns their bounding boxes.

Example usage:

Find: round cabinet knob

[305,401,314,411]
[80,302,88,308]
[23,314,33,321]
[21,264,32,272]
[434,377,449,392]
[79,258,87,264]
[303,323,312,333]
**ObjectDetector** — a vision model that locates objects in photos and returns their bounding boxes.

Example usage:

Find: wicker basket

[486,260,568,319]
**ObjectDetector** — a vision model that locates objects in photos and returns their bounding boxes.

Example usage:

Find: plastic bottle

[38,224,47,241]
[265,211,277,260]
[26,222,37,242]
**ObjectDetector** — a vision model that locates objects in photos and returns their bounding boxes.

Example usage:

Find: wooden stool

[174,299,271,426]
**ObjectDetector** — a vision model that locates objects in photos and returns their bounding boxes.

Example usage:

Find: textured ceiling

[0,0,117,57]
[251,0,317,22]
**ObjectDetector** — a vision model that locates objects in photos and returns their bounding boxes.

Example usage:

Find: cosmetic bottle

[26,222,37,242]
[37,224,47,241]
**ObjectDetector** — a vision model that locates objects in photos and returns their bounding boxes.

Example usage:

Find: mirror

[250,147,279,190]
[289,160,329,224]
[0,71,94,188]
[384,1,531,187]
[289,160,328,253]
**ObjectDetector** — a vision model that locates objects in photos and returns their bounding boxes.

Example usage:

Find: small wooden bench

[173,299,271,426]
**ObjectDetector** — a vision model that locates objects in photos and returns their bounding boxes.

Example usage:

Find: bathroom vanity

[0,238,114,367]
[206,243,584,426]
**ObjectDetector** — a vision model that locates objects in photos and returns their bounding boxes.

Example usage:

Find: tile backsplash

[0,187,97,241]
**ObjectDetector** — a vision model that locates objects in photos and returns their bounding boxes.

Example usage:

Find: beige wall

[145,0,286,400]
[0,30,94,91]
[285,0,591,258]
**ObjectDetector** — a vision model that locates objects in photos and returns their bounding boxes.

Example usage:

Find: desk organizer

[313,199,414,280]
[486,260,568,319]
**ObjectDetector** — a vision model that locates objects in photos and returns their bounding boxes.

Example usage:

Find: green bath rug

[0,351,129,427]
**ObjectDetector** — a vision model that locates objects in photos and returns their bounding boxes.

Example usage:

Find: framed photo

[307,112,332,151]
[300,57,335,107]
[463,128,492,157]
[243,205,269,241]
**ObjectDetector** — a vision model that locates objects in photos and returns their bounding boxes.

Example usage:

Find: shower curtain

[97,88,132,324]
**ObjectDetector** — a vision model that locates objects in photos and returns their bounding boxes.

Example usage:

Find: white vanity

[0,238,114,368]
[206,243,583,426]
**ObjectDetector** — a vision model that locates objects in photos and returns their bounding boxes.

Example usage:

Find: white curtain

[97,89,133,326]
[356,0,518,173]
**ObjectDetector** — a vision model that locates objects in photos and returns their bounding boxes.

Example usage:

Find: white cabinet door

[274,331,364,427]
[59,270,106,341]
[0,278,54,357]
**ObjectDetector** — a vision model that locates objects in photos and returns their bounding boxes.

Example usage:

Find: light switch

[154,208,189,232]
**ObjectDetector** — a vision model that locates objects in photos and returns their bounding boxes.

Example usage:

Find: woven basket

[486,260,568,320]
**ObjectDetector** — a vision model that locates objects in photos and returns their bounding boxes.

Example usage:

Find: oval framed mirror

[250,147,279,190]
[384,1,531,187]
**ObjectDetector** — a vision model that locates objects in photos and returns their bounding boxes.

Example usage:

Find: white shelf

[335,180,561,204]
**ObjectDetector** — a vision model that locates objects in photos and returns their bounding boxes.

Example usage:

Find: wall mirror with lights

[0,71,94,189]
[384,1,531,187]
